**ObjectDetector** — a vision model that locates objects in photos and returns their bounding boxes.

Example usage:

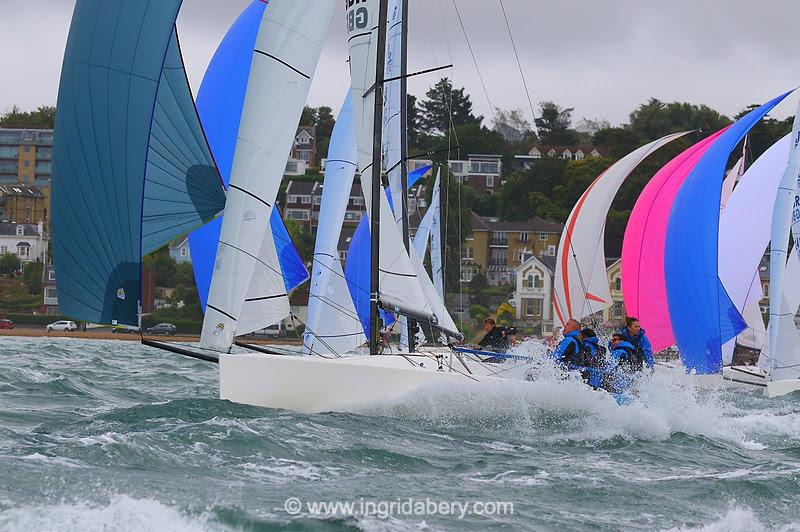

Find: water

[1,336,799,531]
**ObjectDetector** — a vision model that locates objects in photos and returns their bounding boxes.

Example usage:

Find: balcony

[489,237,508,247]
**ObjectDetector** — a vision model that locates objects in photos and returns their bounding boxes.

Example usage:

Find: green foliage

[468,304,489,324]
[0,105,56,129]
[552,157,614,212]
[735,105,793,161]
[418,78,481,135]
[22,260,43,295]
[0,253,21,276]
[628,98,731,141]
[495,302,516,326]
[535,101,581,145]
[0,281,40,311]
[407,94,422,147]
[143,248,177,287]
[285,220,314,265]
[592,127,644,159]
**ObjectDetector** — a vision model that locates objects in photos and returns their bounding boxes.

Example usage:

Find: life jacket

[617,327,647,363]
[559,332,584,366]
[614,342,644,373]
[578,337,606,368]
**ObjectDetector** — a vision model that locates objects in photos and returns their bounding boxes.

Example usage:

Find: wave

[664,506,800,532]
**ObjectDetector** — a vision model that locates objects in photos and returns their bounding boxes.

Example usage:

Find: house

[0,184,47,226]
[465,213,563,286]
[291,126,317,168]
[169,237,192,263]
[515,145,604,170]
[284,180,319,223]
[449,154,503,195]
[601,259,626,326]
[513,254,556,334]
[0,222,47,263]
[43,264,58,315]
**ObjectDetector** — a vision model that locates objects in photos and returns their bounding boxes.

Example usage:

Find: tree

[535,101,581,145]
[168,282,202,320]
[0,105,56,129]
[493,107,534,143]
[469,304,489,324]
[300,106,317,126]
[285,220,314,264]
[407,94,422,148]
[735,106,792,161]
[0,252,21,276]
[22,260,43,295]
[418,78,481,134]
[143,248,177,287]
[628,98,730,141]
[592,127,644,159]
[495,302,516,326]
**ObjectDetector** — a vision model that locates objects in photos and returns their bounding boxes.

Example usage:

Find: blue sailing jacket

[616,326,655,369]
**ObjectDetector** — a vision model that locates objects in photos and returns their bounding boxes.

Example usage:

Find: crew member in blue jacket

[616,316,654,371]
[579,328,606,389]
[551,319,582,367]
[606,333,638,393]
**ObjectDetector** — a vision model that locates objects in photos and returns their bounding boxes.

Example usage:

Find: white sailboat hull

[219,353,502,413]
[721,365,800,398]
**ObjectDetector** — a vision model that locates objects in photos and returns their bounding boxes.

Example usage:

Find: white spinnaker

[304,90,365,355]
[383,0,405,230]
[553,132,689,323]
[346,0,431,319]
[760,249,800,371]
[768,100,800,379]
[720,155,745,209]
[719,135,789,364]
[201,1,335,350]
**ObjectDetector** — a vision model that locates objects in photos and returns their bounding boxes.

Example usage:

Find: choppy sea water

[0,337,799,531]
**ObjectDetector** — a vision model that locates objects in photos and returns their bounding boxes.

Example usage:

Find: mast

[398,0,416,352]
[370,0,390,355]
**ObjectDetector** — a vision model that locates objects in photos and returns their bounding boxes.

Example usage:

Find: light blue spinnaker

[53,0,224,326]
[664,90,792,373]
[189,0,308,310]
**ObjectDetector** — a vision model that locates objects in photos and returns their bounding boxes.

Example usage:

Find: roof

[471,212,564,234]
[517,253,556,275]
[531,145,606,157]
[0,128,54,147]
[296,125,316,139]
[0,222,44,237]
[0,184,45,198]
[285,180,318,196]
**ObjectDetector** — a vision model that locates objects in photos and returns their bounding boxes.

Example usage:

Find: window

[45,288,58,299]
[23,160,30,167]
[524,298,543,318]
[539,233,548,241]
[180,247,188,257]
[526,275,534,288]
[352,197,364,206]
[449,161,464,174]
[297,135,310,145]
[534,275,544,289]
[16,225,24,236]
[287,195,299,203]
[338,250,348,261]
[517,249,529,263]
[17,243,30,258]
[470,161,500,174]
[344,213,356,221]
[24,146,31,153]
[313,196,322,205]
[463,247,474,260]
[461,266,474,282]
[547,245,556,256]
[486,176,494,188]
[286,210,309,220]
[0,246,6,253]
[614,277,621,291]
[48,270,55,281]
[300,196,311,204]
[562,152,571,160]
[519,232,529,242]
[764,283,769,297]
[297,150,312,162]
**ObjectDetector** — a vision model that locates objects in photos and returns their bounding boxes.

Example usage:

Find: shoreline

[0,327,303,345]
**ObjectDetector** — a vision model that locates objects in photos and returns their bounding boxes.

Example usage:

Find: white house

[169,237,191,263]
[513,254,556,334]
[0,222,47,264]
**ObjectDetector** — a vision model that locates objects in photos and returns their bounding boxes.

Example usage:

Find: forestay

[201,1,335,350]
[554,132,688,324]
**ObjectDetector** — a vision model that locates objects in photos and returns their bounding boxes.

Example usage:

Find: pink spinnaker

[621,127,730,352]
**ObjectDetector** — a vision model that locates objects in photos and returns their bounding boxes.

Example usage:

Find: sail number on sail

[347,0,370,31]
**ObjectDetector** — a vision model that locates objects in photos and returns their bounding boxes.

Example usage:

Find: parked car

[0,319,13,330]
[146,323,176,336]
[47,320,78,332]
[112,325,140,334]
[253,324,281,338]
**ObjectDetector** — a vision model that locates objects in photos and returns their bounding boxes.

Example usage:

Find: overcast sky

[2,0,799,127]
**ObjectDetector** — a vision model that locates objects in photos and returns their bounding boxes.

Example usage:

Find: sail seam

[253,49,310,79]
[228,184,272,208]
[207,304,237,321]
[245,294,287,302]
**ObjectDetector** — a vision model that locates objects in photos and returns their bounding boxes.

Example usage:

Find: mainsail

[719,135,790,363]
[665,91,791,373]
[621,129,727,352]
[767,100,800,381]
[189,0,308,311]
[53,0,225,326]
[346,0,433,322]
[201,1,335,350]
[304,90,366,355]
[553,132,688,324]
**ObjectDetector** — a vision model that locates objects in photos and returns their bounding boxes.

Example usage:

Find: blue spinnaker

[408,164,432,188]
[53,0,186,326]
[143,28,226,255]
[188,0,308,309]
[345,216,395,340]
[664,90,792,373]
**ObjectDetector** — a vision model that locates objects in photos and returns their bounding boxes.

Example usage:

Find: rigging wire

[497,0,538,133]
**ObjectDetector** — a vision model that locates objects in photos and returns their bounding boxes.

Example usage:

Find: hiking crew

[616,316,654,371]
[551,319,583,367]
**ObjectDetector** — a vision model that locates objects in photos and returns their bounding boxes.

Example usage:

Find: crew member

[477,318,511,352]
[616,316,654,371]
[551,319,582,367]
